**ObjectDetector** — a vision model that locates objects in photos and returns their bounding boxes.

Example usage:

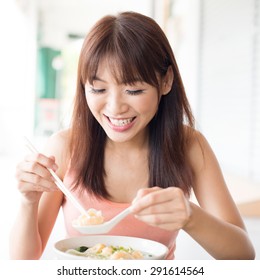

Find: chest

[104,152,149,203]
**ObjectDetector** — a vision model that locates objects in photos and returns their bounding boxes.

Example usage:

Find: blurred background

[0,0,259,259]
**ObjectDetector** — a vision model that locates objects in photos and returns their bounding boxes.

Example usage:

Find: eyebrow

[92,75,144,85]
[92,76,107,83]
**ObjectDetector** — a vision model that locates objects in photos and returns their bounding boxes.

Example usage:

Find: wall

[198,0,260,183]
[0,0,37,156]
[164,0,260,189]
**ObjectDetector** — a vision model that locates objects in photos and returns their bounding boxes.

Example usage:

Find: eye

[126,89,145,95]
[89,87,106,94]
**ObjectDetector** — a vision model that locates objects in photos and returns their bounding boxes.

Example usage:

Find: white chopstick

[24,137,88,216]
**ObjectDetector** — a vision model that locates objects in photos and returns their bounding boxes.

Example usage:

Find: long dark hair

[69,11,195,198]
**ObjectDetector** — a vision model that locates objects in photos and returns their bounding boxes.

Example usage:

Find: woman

[10,11,255,260]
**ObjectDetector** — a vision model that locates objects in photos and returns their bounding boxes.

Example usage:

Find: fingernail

[52,164,58,171]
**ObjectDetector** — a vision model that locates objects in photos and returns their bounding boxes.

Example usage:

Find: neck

[105,132,149,155]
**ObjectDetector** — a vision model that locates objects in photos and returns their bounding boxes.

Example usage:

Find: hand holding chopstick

[24,137,88,216]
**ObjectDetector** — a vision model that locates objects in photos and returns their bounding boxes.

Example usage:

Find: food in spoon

[73,208,104,226]
[66,243,144,259]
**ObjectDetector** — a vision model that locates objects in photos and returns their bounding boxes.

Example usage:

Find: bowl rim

[54,235,169,260]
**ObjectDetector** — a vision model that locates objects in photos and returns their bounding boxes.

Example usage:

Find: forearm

[183,203,255,259]
[9,201,42,259]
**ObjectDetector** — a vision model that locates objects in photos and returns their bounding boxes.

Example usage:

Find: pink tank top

[62,170,179,259]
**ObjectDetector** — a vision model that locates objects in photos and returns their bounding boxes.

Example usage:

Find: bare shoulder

[185,126,224,195]
[185,127,210,173]
[48,129,69,147]
[184,127,245,227]
[43,129,71,179]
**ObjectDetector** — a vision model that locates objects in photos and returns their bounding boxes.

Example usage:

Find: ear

[161,66,174,95]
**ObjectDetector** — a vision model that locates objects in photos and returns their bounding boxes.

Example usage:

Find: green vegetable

[110,246,133,253]
[75,246,89,252]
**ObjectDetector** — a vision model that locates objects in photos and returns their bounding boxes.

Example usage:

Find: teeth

[109,117,134,126]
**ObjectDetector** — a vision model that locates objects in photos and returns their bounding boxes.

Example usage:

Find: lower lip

[106,117,136,132]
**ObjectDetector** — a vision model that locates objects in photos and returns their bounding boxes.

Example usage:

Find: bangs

[80,16,164,88]
[82,44,160,88]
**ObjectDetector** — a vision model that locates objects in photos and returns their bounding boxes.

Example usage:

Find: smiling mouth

[107,116,136,127]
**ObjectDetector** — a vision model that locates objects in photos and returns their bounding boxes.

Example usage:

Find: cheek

[137,95,159,115]
[86,96,102,115]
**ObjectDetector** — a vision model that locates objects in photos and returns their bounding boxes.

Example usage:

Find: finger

[132,187,183,212]
[135,212,190,230]
[17,181,57,194]
[142,219,184,231]
[134,200,175,216]
[134,212,176,225]
[17,161,54,181]
[17,172,57,191]
[24,153,58,171]
[132,186,161,204]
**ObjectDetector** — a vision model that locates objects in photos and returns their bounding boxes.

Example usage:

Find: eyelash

[89,88,144,95]
[126,89,144,95]
[89,88,105,94]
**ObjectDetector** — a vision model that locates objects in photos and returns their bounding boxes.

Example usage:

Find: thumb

[48,155,58,171]
[132,187,161,205]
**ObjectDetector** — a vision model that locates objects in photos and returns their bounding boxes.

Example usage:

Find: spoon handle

[109,206,132,225]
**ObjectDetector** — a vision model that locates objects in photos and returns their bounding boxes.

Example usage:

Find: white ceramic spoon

[72,206,133,234]
[24,137,133,235]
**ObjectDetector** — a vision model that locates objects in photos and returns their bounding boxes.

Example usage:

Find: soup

[66,243,149,260]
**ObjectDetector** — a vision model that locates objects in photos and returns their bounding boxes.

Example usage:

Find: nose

[106,91,128,115]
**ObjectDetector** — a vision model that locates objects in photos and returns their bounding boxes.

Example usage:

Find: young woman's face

[84,61,162,144]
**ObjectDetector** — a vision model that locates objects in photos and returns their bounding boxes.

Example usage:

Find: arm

[9,130,69,259]
[183,131,255,259]
[9,190,63,259]
[183,202,254,259]
[132,131,255,259]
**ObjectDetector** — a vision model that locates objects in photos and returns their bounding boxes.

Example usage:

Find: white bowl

[54,235,169,260]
